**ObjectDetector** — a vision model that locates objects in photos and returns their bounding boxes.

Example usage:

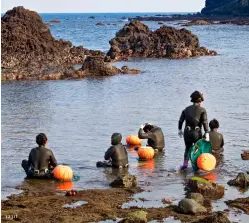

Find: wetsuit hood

[111,133,122,145]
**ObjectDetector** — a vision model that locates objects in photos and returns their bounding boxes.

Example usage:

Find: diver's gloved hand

[178,129,183,138]
[204,132,210,141]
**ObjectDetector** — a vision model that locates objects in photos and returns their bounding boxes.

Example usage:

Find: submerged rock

[178,198,207,214]
[109,175,137,188]
[120,66,140,74]
[186,177,225,199]
[118,210,148,223]
[193,211,231,223]
[227,173,249,188]
[241,150,249,160]
[107,20,217,61]
[50,19,60,23]
[96,22,105,26]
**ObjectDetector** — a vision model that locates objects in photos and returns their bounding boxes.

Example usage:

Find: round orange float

[55,181,74,191]
[126,135,142,145]
[138,146,155,160]
[197,153,216,172]
[53,165,73,181]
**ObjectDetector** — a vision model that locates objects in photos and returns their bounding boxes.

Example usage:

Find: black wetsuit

[22,146,57,178]
[104,143,128,168]
[179,103,208,160]
[138,125,165,151]
[209,130,224,157]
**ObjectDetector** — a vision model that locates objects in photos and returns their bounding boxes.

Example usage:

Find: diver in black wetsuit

[178,91,209,170]
[97,133,128,168]
[209,119,224,158]
[138,123,165,152]
[21,133,57,178]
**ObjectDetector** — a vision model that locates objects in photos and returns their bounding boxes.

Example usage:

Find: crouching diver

[209,119,224,159]
[178,91,209,170]
[21,133,57,178]
[97,133,128,168]
[138,123,165,152]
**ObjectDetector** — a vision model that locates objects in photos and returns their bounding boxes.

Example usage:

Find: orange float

[53,165,73,181]
[126,135,142,145]
[197,153,216,172]
[138,146,155,160]
[203,173,217,183]
[55,181,74,191]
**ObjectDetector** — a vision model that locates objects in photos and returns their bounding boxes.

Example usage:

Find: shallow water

[1,12,249,221]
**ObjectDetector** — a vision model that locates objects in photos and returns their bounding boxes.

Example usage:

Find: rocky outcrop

[96,22,105,26]
[201,0,249,16]
[109,175,137,188]
[118,211,148,223]
[107,21,216,61]
[178,198,207,214]
[227,173,249,188]
[186,177,225,199]
[1,6,104,80]
[183,20,212,26]
[225,197,249,214]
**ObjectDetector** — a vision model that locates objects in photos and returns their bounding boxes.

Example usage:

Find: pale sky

[1,0,205,13]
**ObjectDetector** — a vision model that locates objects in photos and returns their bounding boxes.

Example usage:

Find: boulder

[227,173,249,188]
[81,56,120,76]
[241,150,249,160]
[186,177,225,199]
[121,66,140,74]
[185,193,204,205]
[193,211,231,223]
[118,210,147,223]
[109,175,137,188]
[178,198,207,214]
[107,20,216,61]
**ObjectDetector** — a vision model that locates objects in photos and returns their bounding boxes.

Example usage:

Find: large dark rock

[186,177,225,199]
[193,211,231,223]
[109,175,137,188]
[107,21,216,61]
[227,173,249,188]
[178,198,207,214]
[202,0,249,15]
[1,6,104,80]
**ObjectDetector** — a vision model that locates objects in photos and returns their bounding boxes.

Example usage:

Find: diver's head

[143,124,154,133]
[209,119,219,130]
[111,133,122,145]
[36,133,48,146]
[190,91,204,104]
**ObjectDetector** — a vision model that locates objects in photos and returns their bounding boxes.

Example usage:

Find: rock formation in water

[1,6,139,81]
[107,21,217,61]
[201,0,249,15]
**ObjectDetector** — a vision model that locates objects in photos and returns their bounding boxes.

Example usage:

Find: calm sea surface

[1,12,249,221]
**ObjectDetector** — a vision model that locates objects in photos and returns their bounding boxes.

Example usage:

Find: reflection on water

[1,14,249,222]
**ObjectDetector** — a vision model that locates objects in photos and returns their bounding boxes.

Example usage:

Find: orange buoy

[138,146,155,160]
[55,181,74,191]
[53,165,73,181]
[126,135,142,145]
[197,153,216,172]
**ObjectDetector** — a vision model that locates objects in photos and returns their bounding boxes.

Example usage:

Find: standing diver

[97,133,129,168]
[178,91,209,170]
[21,133,57,178]
[138,123,165,152]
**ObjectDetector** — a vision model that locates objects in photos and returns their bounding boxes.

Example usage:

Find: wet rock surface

[109,175,137,188]
[183,20,212,26]
[227,173,249,188]
[225,197,249,214]
[107,21,216,61]
[186,177,225,199]
[118,210,148,223]
[192,211,231,223]
[185,193,205,206]
[178,198,207,214]
[241,150,249,160]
